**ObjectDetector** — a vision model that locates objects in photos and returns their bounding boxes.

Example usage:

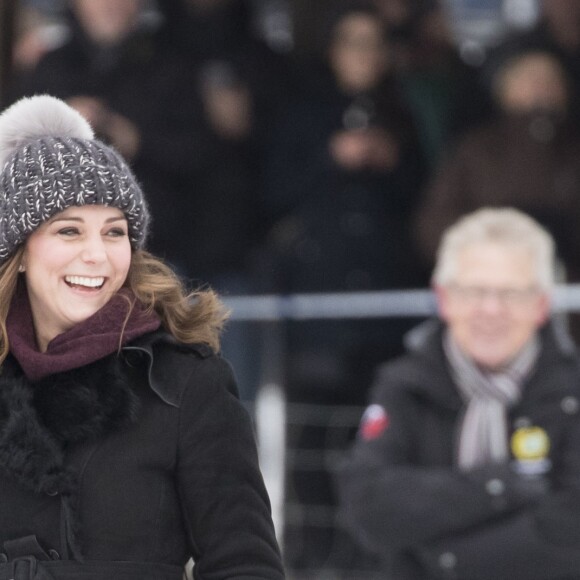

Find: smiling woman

[22,205,132,351]
[0,95,285,580]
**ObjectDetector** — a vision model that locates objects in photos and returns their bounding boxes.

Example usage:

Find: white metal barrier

[222,283,580,321]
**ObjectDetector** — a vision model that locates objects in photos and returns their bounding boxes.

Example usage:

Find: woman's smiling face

[21,205,131,351]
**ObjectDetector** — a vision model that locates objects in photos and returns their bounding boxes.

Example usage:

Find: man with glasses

[338,207,580,579]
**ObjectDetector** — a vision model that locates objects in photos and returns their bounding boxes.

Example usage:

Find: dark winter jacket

[337,320,580,580]
[0,330,284,580]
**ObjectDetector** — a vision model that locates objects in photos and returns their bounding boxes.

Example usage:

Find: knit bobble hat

[0,94,149,264]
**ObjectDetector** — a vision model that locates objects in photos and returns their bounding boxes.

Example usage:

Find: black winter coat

[337,320,580,580]
[0,330,284,580]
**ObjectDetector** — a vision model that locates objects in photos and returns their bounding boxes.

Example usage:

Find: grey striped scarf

[444,331,540,471]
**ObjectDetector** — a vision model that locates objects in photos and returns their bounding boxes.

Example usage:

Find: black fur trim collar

[0,354,140,560]
[0,354,140,495]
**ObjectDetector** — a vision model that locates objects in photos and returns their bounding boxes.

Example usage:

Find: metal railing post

[255,318,288,549]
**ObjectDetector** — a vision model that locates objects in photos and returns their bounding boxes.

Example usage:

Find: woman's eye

[107,228,127,237]
[58,227,79,236]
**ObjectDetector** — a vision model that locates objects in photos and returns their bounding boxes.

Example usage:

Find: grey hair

[432,207,556,291]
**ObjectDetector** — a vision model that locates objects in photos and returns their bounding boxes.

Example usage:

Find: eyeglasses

[447,284,542,306]
[334,36,387,52]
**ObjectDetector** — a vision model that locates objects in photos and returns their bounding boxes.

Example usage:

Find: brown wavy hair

[0,248,230,365]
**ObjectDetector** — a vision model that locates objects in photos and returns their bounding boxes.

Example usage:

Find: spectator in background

[12,0,201,274]
[148,0,288,288]
[154,0,297,402]
[373,0,491,167]
[413,44,580,287]
[262,0,428,405]
[370,0,423,71]
[260,0,427,570]
[338,207,580,579]
[177,58,266,403]
[499,0,580,118]
[6,1,68,104]
[159,0,295,140]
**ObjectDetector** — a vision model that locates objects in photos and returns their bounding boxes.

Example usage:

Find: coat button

[46,486,59,497]
[48,549,60,560]
[561,396,579,415]
[485,478,505,496]
[485,478,507,509]
[438,551,457,570]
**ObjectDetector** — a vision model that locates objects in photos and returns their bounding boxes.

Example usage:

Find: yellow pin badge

[511,426,551,475]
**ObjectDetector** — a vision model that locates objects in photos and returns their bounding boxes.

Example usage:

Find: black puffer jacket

[337,320,580,580]
[0,330,284,579]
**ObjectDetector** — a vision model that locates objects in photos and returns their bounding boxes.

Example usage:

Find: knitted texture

[0,96,149,262]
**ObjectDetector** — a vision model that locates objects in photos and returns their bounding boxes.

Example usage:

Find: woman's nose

[80,236,107,263]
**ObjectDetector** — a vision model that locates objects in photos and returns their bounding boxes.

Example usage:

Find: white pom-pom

[0,94,94,168]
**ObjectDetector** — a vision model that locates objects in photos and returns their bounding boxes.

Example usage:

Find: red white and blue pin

[359,404,389,440]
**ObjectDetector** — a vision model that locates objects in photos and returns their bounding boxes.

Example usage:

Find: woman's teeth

[65,275,105,288]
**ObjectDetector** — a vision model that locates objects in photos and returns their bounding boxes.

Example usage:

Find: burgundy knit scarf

[6,282,161,382]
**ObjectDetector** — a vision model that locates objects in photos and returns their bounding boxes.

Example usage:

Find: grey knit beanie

[0,94,149,263]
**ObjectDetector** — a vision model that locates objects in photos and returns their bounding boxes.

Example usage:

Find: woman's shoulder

[124,330,235,407]
[129,328,216,358]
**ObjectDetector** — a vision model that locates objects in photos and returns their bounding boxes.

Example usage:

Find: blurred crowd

[3,0,580,575]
